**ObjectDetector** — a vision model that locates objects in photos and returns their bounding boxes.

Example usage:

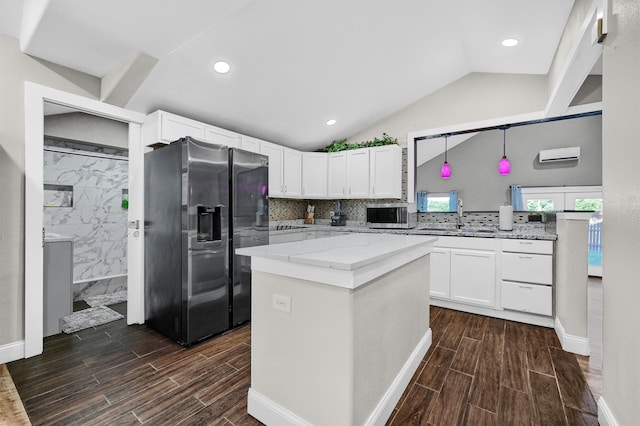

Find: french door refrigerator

[144,137,269,346]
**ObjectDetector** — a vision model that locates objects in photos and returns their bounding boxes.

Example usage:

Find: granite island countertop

[237,233,438,271]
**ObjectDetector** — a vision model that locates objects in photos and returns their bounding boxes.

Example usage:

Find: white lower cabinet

[450,249,495,307]
[501,281,552,316]
[502,252,552,285]
[500,239,553,317]
[429,248,451,299]
[428,236,554,326]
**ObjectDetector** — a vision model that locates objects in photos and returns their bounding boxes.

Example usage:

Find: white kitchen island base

[237,234,436,426]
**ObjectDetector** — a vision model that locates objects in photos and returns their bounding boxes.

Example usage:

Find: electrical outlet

[272,294,291,314]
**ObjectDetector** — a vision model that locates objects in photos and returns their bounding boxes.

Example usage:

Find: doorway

[42,114,129,334]
[24,83,146,357]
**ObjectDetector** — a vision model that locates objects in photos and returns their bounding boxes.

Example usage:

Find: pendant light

[498,127,511,175]
[441,134,451,179]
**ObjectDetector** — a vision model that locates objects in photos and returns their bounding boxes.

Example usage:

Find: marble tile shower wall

[43,139,128,287]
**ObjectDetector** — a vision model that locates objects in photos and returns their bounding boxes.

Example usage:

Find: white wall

[600,0,640,424]
[0,33,99,346]
[346,73,547,146]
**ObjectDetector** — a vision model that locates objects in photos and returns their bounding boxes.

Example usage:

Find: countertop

[236,233,437,271]
[268,221,557,241]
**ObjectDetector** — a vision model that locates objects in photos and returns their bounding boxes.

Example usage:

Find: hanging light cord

[502,129,506,157]
[444,134,448,161]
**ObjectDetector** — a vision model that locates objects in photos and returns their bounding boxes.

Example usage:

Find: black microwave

[366,203,417,229]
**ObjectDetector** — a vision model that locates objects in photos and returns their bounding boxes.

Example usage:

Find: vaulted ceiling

[1,0,577,150]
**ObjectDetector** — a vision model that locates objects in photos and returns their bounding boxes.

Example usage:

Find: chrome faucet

[456,198,464,228]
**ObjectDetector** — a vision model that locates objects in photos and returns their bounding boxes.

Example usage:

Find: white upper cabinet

[144,111,402,201]
[327,146,402,199]
[302,152,328,198]
[144,110,205,145]
[283,148,302,198]
[240,135,262,153]
[260,142,302,199]
[369,144,402,199]
[346,149,370,198]
[260,142,284,197]
[327,152,348,198]
[144,110,241,148]
[327,149,369,199]
[204,125,240,148]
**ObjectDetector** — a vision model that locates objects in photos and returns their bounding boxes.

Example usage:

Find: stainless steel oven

[366,203,417,229]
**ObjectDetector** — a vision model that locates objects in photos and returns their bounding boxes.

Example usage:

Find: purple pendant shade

[441,161,451,179]
[441,134,451,179]
[499,128,511,175]
[499,156,511,175]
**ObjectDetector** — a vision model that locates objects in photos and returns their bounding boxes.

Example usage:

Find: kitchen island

[236,233,437,426]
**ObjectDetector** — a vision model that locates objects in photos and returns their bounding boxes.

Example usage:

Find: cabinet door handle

[519,285,533,289]
[519,241,533,245]
[456,253,490,259]
[372,186,375,194]
[518,256,533,259]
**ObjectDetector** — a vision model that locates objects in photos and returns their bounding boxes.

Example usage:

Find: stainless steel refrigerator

[144,137,269,346]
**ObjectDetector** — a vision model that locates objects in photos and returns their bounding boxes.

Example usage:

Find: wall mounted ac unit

[538,146,581,163]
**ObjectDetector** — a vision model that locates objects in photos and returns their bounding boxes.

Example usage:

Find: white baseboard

[598,396,619,426]
[248,329,433,426]
[554,317,590,356]
[248,388,313,426]
[0,340,25,364]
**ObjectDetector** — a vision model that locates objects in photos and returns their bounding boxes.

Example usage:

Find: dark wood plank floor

[388,306,599,425]
[8,301,599,425]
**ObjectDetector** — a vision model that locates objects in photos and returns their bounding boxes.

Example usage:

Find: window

[416,191,457,212]
[526,199,556,212]
[520,186,603,276]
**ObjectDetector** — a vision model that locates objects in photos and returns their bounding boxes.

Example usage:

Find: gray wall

[601,0,640,423]
[0,33,100,346]
[416,114,602,210]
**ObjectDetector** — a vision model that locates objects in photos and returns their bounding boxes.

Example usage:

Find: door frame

[24,82,146,357]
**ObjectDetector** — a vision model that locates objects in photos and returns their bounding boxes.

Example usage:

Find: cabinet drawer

[502,239,553,254]
[501,281,552,316]
[502,252,552,285]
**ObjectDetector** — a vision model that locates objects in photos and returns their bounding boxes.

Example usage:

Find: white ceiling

[2,0,576,151]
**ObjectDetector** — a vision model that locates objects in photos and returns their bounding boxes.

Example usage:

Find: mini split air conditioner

[538,146,581,163]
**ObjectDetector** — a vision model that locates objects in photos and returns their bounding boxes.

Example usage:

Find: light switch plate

[272,294,291,314]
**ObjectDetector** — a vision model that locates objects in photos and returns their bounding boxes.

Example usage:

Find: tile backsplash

[269,198,398,223]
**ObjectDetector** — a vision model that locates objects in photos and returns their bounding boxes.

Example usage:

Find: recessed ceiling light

[213,61,230,74]
[501,38,519,47]
[326,119,337,126]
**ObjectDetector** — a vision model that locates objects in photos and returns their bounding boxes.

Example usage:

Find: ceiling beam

[545,1,603,117]
[101,52,158,108]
